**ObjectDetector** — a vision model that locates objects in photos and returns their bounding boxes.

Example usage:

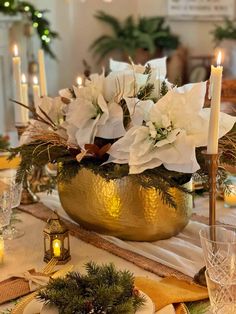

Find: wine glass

[0,169,24,239]
[0,181,12,234]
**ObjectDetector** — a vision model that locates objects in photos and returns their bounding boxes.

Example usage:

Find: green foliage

[91,11,179,62]
[186,300,210,314]
[212,19,236,42]
[0,0,58,58]
[38,262,145,314]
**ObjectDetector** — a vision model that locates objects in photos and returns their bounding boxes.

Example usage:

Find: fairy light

[33,22,38,28]
[4,2,10,7]
[44,29,50,35]
[24,6,30,12]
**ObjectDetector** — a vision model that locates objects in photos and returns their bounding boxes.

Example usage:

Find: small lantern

[44,211,71,264]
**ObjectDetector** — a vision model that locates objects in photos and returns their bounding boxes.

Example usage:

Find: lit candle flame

[76,76,83,86]
[217,51,222,67]
[13,44,18,57]
[21,73,27,84]
[33,76,38,85]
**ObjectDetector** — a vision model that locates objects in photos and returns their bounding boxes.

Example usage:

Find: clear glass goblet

[200,225,236,270]
[0,169,24,239]
[0,183,12,234]
[206,265,236,313]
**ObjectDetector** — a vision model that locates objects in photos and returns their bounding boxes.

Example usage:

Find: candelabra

[15,124,39,205]
[193,150,220,286]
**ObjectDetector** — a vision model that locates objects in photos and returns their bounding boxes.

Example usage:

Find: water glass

[200,225,236,269]
[0,170,23,239]
[206,266,236,313]
[0,183,12,231]
[0,169,22,208]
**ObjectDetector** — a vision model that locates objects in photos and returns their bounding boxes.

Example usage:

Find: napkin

[135,276,208,311]
[0,155,20,170]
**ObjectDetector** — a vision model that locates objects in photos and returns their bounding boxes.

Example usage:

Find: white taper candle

[207,51,223,154]
[38,49,48,96]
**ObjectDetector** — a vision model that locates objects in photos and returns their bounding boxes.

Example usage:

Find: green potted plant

[90,11,179,64]
[212,19,236,77]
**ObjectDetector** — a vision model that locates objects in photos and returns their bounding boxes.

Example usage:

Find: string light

[0,1,58,58]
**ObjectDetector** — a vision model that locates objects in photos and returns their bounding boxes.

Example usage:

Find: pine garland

[0,0,58,58]
[38,262,145,314]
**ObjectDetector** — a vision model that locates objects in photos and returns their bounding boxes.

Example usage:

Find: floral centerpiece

[10,57,236,240]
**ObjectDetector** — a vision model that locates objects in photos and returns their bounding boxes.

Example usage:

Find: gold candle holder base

[194,150,220,286]
[15,124,40,205]
[20,177,39,205]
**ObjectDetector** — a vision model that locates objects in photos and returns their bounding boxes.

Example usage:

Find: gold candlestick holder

[15,124,39,205]
[193,150,220,286]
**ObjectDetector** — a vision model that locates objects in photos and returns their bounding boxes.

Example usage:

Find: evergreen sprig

[38,262,145,314]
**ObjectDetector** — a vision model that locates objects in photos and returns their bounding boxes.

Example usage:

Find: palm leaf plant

[90,11,179,62]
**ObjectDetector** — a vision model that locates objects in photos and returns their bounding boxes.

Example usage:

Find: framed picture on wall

[168,0,235,20]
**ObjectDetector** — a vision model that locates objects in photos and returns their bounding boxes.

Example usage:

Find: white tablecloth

[38,191,233,278]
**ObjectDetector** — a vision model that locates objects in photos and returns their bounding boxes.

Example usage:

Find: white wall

[17,0,236,95]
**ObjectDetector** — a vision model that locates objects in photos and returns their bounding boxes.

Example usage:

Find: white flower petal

[97,102,126,139]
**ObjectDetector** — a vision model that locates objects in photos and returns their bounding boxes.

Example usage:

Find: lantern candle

[12,44,24,125]
[0,237,4,264]
[52,239,61,257]
[207,51,223,155]
[32,75,40,107]
[38,49,48,96]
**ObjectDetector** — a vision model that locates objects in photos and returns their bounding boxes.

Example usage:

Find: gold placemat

[17,202,212,283]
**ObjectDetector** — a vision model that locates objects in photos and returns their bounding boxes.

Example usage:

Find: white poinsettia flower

[35,96,65,126]
[108,81,236,174]
[104,57,167,102]
[124,97,154,126]
[66,85,126,148]
[109,57,167,78]
[104,70,149,103]
[59,88,74,100]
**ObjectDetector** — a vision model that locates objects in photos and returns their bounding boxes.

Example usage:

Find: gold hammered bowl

[58,168,192,241]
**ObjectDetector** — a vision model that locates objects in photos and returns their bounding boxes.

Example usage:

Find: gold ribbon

[12,271,49,291]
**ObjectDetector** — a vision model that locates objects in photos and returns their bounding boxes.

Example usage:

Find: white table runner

[39,191,232,278]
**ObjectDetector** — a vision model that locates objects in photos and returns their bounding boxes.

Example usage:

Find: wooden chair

[205,79,236,116]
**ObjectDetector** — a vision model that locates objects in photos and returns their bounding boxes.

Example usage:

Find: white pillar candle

[207,51,223,154]
[12,44,24,125]
[21,74,29,124]
[32,75,40,107]
[38,49,48,96]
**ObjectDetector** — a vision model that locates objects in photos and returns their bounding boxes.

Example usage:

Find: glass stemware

[0,169,24,239]
[206,265,236,313]
[200,225,236,270]
[0,181,12,234]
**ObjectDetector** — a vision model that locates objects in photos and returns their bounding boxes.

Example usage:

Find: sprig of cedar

[38,262,145,314]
